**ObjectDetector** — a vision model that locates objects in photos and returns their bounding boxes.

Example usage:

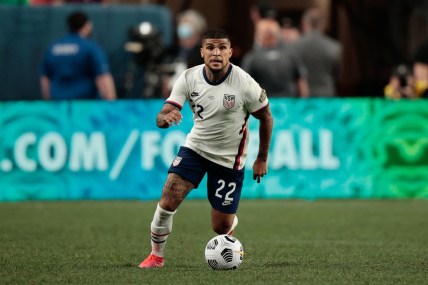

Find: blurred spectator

[292,7,342,97]
[250,0,277,24]
[40,10,116,100]
[384,64,428,100]
[411,39,428,97]
[241,18,308,97]
[162,9,206,97]
[281,17,300,44]
[384,64,414,99]
[385,39,428,100]
[249,0,277,47]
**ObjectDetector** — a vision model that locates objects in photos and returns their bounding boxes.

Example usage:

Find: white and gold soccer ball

[204,234,244,270]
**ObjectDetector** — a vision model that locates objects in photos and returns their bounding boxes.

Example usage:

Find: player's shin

[150,203,176,257]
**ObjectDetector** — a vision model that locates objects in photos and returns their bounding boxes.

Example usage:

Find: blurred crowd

[157,3,344,99]
[384,40,428,99]
[2,0,428,100]
[243,5,342,98]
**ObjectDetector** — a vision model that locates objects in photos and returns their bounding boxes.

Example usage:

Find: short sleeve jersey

[166,64,269,170]
[40,33,110,100]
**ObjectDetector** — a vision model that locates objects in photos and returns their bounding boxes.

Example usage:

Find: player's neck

[205,64,230,83]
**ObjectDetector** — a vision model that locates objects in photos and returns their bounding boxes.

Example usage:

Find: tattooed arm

[251,104,273,183]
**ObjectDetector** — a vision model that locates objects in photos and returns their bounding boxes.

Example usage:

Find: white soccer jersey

[166,64,269,170]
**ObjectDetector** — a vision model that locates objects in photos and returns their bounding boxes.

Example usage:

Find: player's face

[201,38,233,73]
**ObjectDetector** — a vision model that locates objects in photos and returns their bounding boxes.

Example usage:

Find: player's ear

[200,47,204,58]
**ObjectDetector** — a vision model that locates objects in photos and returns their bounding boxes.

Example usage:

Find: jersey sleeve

[165,71,189,110]
[244,74,269,113]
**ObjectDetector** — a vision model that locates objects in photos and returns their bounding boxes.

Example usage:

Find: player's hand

[253,158,268,183]
[164,110,183,127]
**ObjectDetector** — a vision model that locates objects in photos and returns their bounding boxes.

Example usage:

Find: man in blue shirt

[40,11,116,100]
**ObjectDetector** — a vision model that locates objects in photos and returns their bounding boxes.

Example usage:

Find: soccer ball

[204,234,244,270]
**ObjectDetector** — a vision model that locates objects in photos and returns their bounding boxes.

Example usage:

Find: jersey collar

[203,64,233,86]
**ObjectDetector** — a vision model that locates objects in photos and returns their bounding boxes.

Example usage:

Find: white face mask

[177,23,194,40]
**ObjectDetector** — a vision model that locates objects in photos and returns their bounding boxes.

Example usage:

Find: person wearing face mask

[162,9,207,97]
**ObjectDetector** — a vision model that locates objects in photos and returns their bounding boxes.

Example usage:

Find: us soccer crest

[173,156,182,166]
[223,94,235,109]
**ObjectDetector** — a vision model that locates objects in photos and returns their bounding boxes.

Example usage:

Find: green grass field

[1,200,427,284]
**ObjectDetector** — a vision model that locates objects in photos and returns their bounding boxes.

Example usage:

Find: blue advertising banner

[1,98,427,201]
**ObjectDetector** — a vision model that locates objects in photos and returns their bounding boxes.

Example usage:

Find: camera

[124,22,166,98]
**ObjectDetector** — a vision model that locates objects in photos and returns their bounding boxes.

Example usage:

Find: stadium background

[0,0,427,201]
[1,0,428,100]
[0,2,427,284]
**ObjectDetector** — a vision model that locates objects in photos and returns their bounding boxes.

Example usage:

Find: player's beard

[208,66,222,75]
[208,60,229,76]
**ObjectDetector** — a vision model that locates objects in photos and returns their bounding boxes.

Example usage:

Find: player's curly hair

[201,28,230,44]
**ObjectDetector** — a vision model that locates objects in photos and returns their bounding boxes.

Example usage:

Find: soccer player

[139,28,273,268]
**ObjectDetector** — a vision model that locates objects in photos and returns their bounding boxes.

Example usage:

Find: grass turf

[0,200,427,284]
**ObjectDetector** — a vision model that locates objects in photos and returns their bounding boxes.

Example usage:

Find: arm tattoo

[252,105,273,161]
